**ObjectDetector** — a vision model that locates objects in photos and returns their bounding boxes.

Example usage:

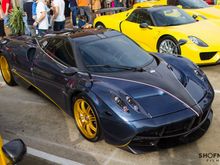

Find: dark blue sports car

[0,29,214,153]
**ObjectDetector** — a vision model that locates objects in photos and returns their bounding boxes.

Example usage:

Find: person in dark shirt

[23,1,36,36]
[0,2,6,39]
[69,0,78,27]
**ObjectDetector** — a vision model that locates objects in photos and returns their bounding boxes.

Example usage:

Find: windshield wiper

[163,23,183,26]
[86,64,145,72]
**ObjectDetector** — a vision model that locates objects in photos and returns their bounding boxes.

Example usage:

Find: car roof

[45,29,123,44]
[137,5,179,12]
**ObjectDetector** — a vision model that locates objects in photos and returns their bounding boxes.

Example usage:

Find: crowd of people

[0,0,136,38]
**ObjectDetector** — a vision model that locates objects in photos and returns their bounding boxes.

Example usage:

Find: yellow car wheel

[73,95,102,142]
[0,55,16,86]
[157,36,181,55]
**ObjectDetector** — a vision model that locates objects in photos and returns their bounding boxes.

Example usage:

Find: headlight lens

[188,36,208,47]
[126,96,140,112]
[113,96,129,112]
[112,93,140,113]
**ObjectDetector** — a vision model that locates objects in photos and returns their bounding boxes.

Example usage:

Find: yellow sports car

[134,0,220,20]
[0,136,26,165]
[94,6,220,65]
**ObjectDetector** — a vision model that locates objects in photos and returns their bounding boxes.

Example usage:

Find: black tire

[95,22,106,29]
[0,55,17,86]
[157,36,181,55]
[73,93,102,142]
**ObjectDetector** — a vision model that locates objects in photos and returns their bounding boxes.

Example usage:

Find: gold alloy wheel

[0,56,11,83]
[74,99,98,139]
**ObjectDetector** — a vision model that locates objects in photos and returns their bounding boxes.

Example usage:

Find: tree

[8,0,24,35]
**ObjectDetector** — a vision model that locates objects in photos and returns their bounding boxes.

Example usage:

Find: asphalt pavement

[0,64,220,165]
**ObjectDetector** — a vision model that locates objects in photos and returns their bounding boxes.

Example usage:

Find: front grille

[200,52,217,60]
[135,108,210,139]
[136,118,193,139]
[163,118,192,136]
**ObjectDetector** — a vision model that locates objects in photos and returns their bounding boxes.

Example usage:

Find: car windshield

[79,35,154,73]
[179,0,209,9]
[151,7,196,26]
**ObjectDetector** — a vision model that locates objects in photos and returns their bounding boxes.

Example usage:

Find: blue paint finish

[0,30,214,147]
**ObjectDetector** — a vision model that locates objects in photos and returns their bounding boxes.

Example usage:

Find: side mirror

[192,14,198,20]
[140,23,152,29]
[192,14,207,21]
[178,39,187,46]
[61,67,78,76]
[2,139,26,164]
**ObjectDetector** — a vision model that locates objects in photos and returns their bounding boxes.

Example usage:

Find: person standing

[77,0,92,24]
[33,0,49,36]
[0,2,6,39]
[23,0,36,36]
[114,0,124,7]
[19,0,31,35]
[69,0,78,27]
[32,0,37,20]
[1,0,12,25]
[52,0,65,31]
[92,0,101,17]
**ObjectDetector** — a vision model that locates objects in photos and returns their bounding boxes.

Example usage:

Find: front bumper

[127,109,213,153]
[181,43,220,65]
[102,105,213,147]
[100,83,214,149]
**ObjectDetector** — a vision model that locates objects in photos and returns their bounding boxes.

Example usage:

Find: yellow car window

[127,9,153,25]
[164,9,181,17]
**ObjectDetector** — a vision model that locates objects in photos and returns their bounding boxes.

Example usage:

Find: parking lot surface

[0,64,220,165]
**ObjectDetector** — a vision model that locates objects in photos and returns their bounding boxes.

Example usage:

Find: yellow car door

[120,8,159,52]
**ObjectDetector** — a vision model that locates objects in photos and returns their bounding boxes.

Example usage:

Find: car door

[11,38,37,85]
[32,37,77,110]
[120,9,159,52]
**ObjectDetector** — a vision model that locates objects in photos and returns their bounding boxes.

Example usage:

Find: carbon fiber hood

[92,59,208,118]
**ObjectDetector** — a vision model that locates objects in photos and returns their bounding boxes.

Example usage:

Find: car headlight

[112,93,141,113]
[113,95,129,113]
[188,36,208,47]
[126,96,140,112]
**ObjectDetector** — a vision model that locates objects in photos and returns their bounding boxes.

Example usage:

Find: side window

[39,38,50,49]
[43,38,61,58]
[54,40,76,67]
[44,38,76,67]
[127,9,153,25]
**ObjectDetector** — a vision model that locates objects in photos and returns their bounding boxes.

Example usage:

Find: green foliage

[8,7,24,35]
